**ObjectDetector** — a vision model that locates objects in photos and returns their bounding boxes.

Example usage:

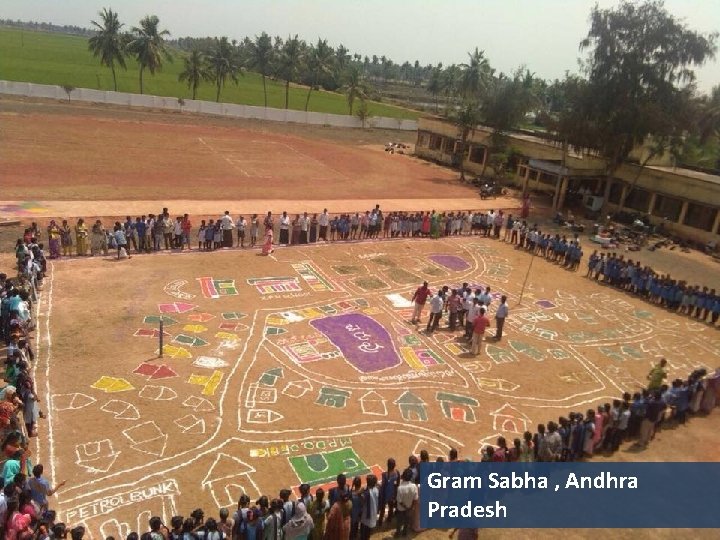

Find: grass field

[0,27,419,119]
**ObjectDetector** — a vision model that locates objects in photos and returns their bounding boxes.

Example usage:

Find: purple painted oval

[429,254,471,271]
[310,313,401,373]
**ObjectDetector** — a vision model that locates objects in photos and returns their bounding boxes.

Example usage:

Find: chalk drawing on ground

[246,409,284,424]
[100,399,141,421]
[395,391,428,421]
[163,280,195,300]
[75,439,121,473]
[174,414,206,434]
[245,383,278,408]
[188,370,223,396]
[203,454,260,507]
[52,393,96,411]
[122,421,168,457]
[197,277,239,298]
[359,391,388,416]
[183,396,215,412]
[490,403,531,433]
[193,356,229,369]
[282,380,313,399]
[138,385,178,401]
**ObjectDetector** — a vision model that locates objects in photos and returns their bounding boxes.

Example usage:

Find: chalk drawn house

[359,391,388,416]
[316,387,351,408]
[394,391,427,421]
[436,392,479,423]
[202,453,260,508]
[491,403,531,433]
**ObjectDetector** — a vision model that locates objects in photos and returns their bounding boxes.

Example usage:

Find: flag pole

[159,316,164,358]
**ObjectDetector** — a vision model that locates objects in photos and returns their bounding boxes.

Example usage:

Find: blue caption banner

[419,462,720,528]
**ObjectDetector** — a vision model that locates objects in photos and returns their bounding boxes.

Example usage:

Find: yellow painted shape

[215,331,240,341]
[266,316,289,326]
[91,376,134,393]
[363,307,382,315]
[183,324,208,333]
[298,307,324,319]
[400,347,426,370]
[444,343,466,355]
[188,370,223,396]
[161,345,192,358]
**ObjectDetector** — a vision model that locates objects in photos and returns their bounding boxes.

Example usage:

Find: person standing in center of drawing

[319,208,330,241]
[494,295,509,341]
[425,292,444,333]
[220,210,234,248]
[279,211,291,245]
[300,212,310,244]
[411,281,431,325]
[236,215,247,248]
[471,307,490,356]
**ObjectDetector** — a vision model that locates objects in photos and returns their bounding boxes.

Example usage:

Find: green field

[0,27,419,120]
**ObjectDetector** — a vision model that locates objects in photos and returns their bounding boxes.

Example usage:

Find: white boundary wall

[0,80,417,131]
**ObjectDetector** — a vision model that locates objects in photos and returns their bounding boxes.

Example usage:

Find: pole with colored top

[159,316,164,358]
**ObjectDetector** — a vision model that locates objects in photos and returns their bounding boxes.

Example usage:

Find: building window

[417,132,429,148]
[529,170,539,181]
[429,135,442,150]
[539,172,556,186]
[608,182,624,204]
[517,165,527,178]
[470,146,486,164]
[651,195,683,222]
[624,187,650,212]
[683,203,717,232]
[442,138,454,153]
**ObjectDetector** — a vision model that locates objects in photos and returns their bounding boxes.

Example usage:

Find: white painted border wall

[0,80,417,131]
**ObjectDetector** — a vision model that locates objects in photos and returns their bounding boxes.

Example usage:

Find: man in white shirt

[299,212,309,244]
[394,468,418,537]
[319,209,330,241]
[360,475,379,539]
[478,286,492,307]
[279,212,291,245]
[425,293,444,334]
[495,295,509,340]
[236,215,247,248]
[464,297,481,340]
[220,211,235,248]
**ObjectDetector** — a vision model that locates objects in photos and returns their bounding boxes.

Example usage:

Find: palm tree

[276,35,304,109]
[248,32,274,107]
[128,15,171,94]
[178,49,209,100]
[426,67,443,112]
[304,39,335,112]
[452,102,482,181]
[206,36,243,102]
[343,66,369,115]
[460,47,493,102]
[88,7,127,91]
[441,65,461,114]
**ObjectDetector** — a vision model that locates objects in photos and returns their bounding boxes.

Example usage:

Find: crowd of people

[3,210,720,540]
[586,251,720,325]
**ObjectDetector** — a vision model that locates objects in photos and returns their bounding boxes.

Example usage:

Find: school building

[414,116,720,245]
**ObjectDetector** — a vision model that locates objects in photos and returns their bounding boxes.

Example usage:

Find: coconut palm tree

[128,15,171,94]
[248,32,274,107]
[178,49,209,100]
[460,47,493,102]
[205,36,243,102]
[304,39,335,112]
[426,67,443,112]
[88,7,127,91]
[276,35,304,109]
[343,66,369,115]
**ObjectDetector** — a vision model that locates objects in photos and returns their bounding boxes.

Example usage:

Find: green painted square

[144,315,178,325]
[288,448,369,485]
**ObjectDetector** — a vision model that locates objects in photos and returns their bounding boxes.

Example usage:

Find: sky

[4,0,719,93]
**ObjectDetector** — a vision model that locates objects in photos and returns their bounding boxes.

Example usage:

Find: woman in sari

[421,212,430,237]
[262,228,274,256]
[309,214,319,243]
[308,487,329,540]
[291,215,301,245]
[430,211,439,239]
[60,220,73,257]
[47,221,61,259]
[90,220,107,256]
[323,491,351,540]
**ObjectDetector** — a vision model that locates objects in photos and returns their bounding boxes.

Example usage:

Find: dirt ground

[0,96,469,201]
[23,235,720,539]
[3,97,720,539]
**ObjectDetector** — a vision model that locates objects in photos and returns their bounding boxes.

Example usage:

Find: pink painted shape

[158,302,197,314]
[187,312,215,323]
[133,363,159,377]
[150,365,178,379]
